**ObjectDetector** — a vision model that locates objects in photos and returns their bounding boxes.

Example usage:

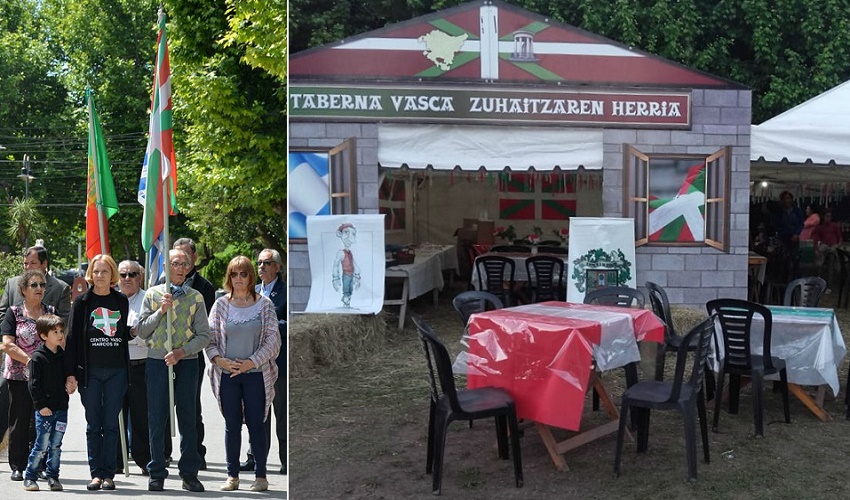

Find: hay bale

[670,306,708,335]
[290,312,388,377]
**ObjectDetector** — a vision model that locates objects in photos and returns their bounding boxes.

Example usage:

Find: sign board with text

[290,85,691,128]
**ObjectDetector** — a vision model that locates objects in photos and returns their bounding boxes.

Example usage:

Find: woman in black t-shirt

[64,254,129,491]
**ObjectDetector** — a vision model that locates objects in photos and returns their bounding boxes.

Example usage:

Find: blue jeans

[146,357,200,479]
[220,372,267,478]
[79,366,128,479]
[24,410,67,480]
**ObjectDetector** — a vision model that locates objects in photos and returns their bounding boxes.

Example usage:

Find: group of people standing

[0,241,286,493]
[753,190,844,289]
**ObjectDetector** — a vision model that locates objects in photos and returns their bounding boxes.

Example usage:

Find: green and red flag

[138,11,177,254]
[85,88,119,260]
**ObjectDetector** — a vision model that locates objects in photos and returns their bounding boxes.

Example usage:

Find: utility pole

[17,154,35,249]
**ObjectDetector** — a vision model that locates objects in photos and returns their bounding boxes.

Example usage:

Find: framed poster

[567,217,636,303]
[288,150,331,241]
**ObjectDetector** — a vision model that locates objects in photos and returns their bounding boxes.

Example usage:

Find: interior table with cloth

[385,244,458,330]
[461,301,664,471]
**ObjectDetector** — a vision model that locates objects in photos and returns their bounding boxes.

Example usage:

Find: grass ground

[291,285,850,499]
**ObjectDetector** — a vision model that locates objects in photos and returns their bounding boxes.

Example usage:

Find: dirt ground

[290,287,850,500]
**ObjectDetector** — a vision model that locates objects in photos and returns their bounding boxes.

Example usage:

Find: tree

[164,0,287,256]
[6,197,46,252]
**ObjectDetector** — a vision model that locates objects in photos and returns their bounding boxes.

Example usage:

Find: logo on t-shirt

[90,307,121,337]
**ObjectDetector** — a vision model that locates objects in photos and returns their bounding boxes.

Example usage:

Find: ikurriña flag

[139,11,177,253]
[85,88,119,260]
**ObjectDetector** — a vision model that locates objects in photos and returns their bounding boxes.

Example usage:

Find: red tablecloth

[465,301,664,431]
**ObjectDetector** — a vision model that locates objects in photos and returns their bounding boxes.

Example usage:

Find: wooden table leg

[534,375,631,471]
[535,423,569,472]
[397,277,409,331]
[788,383,831,422]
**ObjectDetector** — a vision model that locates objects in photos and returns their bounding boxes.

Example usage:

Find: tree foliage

[0,0,286,269]
[290,0,850,123]
[165,0,287,257]
[6,197,47,251]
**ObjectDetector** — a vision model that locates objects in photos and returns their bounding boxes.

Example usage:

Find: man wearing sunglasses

[0,246,72,459]
[115,261,153,475]
[240,249,287,475]
[170,238,216,471]
[137,249,210,492]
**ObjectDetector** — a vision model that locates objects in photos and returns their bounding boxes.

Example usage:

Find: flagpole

[88,89,129,476]
[88,91,108,258]
[162,156,176,439]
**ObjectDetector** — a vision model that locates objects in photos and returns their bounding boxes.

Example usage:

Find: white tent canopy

[751,79,850,185]
[378,123,603,171]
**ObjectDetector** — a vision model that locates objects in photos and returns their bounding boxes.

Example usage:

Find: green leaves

[6,197,46,251]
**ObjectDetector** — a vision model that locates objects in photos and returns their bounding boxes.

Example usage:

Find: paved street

[1,371,287,498]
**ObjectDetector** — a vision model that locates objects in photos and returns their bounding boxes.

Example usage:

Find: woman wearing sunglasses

[63,254,130,491]
[0,269,56,481]
[205,256,280,492]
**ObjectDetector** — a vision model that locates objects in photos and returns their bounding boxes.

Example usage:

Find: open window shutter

[704,146,730,251]
[329,138,358,214]
[624,145,649,246]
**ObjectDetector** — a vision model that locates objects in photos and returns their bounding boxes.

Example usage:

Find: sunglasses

[119,272,139,279]
[229,271,249,279]
[257,260,276,267]
[29,282,47,289]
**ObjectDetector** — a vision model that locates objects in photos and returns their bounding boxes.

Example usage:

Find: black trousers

[7,380,35,472]
[195,354,206,459]
[0,375,9,441]
[117,360,152,470]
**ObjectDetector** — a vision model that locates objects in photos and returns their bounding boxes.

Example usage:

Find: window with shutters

[623,145,730,251]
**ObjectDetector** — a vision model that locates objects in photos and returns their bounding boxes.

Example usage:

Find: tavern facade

[288,0,752,312]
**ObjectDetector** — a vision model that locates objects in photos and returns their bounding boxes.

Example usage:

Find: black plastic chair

[705,299,791,437]
[583,286,645,411]
[412,316,523,495]
[452,291,504,325]
[614,315,716,483]
[538,246,568,255]
[783,276,827,307]
[846,363,850,420]
[645,282,715,400]
[836,249,850,308]
[490,245,532,253]
[584,286,646,309]
[526,256,564,303]
[474,256,516,307]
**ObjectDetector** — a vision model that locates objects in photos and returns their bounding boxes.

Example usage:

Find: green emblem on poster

[570,248,632,293]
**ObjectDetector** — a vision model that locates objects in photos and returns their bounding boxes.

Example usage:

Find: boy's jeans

[25,409,68,480]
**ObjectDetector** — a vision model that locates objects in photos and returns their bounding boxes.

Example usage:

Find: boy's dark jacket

[28,344,69,411]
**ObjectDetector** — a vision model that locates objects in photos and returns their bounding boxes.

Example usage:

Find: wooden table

[748,252,768,302]
[464,302,664,471]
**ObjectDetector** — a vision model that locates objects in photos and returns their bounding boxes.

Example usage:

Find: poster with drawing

[306,214,386,314]
[566,218,636,303]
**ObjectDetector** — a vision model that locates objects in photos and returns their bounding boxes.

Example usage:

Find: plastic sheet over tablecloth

[710,306,846,395]
[460,301,663,431]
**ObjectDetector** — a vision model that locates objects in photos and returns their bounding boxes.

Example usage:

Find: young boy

[23,314,68,492]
